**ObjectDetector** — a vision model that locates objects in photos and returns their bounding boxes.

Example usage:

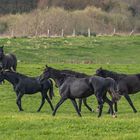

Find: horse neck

[50,69,66,87]
[0,54,5,61]
[4,72,19,86]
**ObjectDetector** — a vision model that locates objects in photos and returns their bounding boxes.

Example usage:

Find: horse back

[60,77,93,98]
[17,77,41,94]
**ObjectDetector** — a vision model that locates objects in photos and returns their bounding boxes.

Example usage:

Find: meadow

[0,36,140,140]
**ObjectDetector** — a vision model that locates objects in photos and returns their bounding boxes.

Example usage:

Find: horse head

[96,67,105,77]
[39,65,51,82]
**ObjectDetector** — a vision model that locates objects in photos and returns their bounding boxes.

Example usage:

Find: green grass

[0,36,140,64]
[0,36,140,139]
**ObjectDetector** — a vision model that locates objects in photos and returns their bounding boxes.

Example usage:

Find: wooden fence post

[47,29,50,37]
[88,28,90,37]
[112,28,116,36]
[129,30,134,36]
[61,29,64,37]
[72,29,76,37]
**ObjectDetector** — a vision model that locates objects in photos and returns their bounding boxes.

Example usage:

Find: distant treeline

[0,0,37,14]
[0,0,139,15]
[0,0,94,14]
[0,0,139,36]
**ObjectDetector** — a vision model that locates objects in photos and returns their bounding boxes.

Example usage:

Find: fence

[1,28,138,38]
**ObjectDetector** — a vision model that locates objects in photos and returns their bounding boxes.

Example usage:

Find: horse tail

[106,78,121,101]
[48,79,54,100]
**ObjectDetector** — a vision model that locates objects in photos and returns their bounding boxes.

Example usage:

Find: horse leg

[13,64,17,71]
[96,93,103,117]
[112,96,118,113]
[114,102,118,112]
[107,92,115,114]
[16,92,24,111]
[45,94,54,111]
[107,99,118,114]
[37,93,45,112]
[124,94,137,113]
[103,96,116,117]
[78,99,82,112]
[52,97,67,116]
[83,98,93,112]
[71,99,82,117]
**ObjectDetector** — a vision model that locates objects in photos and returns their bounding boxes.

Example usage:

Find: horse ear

[45,65,49,69]
[1,45,4,49]
[99,67,102,70]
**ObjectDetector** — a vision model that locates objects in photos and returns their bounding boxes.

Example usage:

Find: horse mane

[46,67,78,87]
[102,69,127,81]
[60,69,89,78]
[51,68,73,79]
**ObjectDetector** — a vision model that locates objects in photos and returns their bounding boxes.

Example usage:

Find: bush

[0,22,8,34]
[0,5,139,36]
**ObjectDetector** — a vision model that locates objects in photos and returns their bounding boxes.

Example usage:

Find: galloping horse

[41,65,120,117]
[96,67,139,113]
[57,69,92,112]
[60,69,120,113]
[0,69,54,112]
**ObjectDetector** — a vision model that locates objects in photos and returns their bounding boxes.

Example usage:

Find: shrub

[0,22,8,34]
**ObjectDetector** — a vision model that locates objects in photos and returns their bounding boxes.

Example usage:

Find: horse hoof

[92,109,94,112]
[96,108,99,113]
[78,114,82,117]
[52,113,55,116]
[112,114,117,118]
[134,110,137,113]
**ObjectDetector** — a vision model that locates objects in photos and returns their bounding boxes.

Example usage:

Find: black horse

[58,69,93,112]
[96,67,138,113]
[0,46,17,71]
[41,65,120,117]
[0,69,54,112]
[61,69,119,113]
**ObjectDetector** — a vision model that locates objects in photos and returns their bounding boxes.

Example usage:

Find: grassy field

[0,36,140,140]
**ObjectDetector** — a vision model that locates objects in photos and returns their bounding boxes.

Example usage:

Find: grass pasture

[0,36,140,140]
